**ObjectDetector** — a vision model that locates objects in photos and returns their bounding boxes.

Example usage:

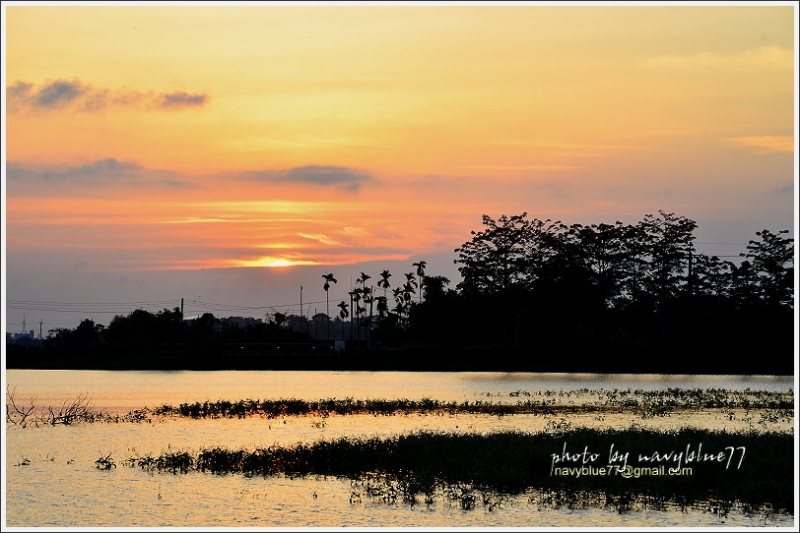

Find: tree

[48,319,104,349]
[378,269,392,302]
[357,272,372,287]
[455,213,532,295]
[743,229,794,308]
[337,300,349,339]
[637,211,697,306]
[412,261,427,301]
[191,313,218,339]
[271,312,287,328]
[571,221,631,308]
[454,213,563,296]
[322,273,337,340]
[421,275,450,302]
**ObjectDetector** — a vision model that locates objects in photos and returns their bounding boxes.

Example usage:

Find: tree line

[9,210,794,372]
[408,210,793,372]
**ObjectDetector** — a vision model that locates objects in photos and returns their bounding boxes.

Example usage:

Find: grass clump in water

[156,388,793,422]
[123,427,793,515]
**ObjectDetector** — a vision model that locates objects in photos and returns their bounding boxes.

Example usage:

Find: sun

[235,256,317,268]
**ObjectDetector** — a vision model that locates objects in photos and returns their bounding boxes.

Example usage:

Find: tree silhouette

[637,210,697,307]
[322,273,337,341]
[357,272,372,287]
[377,269,392,318]
[412,261,427,301]
[455,213,537,295]
[743,229,794,308]
[337,300,349,340]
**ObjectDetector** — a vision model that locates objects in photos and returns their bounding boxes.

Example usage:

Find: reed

[159,388,793,421]
[7,386,793,426]
[123,427,794,515]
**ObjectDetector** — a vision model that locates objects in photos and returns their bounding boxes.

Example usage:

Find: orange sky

[3,3,796,329]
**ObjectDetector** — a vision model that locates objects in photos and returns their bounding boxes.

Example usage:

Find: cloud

[6,78,209,113]
[459,165,582,171]
[530,182,568,198]
[773,183,794,196]
[339,227,370,238]
[729,136,794,154]
[246,165,375,193]
[34,79,88,107]
[298,233,342,246]
[6,158,188,190]
[7,158,141,181]
[155,91,208,109]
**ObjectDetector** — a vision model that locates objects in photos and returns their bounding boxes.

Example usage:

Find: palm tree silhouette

[361,285,374,346]
[348,289,359,340]
[357,271,372,287]
[322,273,337,341]
[377,270,392,313]
[355,273,372,341]
[337,300,349,340]
[412,261,427,302]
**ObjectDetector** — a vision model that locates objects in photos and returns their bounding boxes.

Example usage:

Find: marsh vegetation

[120,427,793,516]
[7,384,794,517]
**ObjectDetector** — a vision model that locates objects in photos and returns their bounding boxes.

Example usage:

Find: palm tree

[337,300,349,340]
[348,290,359,340]
[322,273,337,341]
[377,270,392,314]
[376,295,388,320]
[357,272,372,287]
[404,271,417,294]
[354,273,372,341]
[361,285,374,345]
[392,285,408,329]
[412,261,427,302]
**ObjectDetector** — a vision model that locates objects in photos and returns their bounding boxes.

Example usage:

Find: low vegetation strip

[123,428,794,514]
[8,387,793,427]
[158,388,794,420]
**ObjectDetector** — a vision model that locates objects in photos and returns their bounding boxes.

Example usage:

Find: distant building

[6,330,42,347]
[227,316,264,329]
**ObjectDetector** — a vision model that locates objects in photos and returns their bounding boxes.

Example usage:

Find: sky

[2,2,797,335]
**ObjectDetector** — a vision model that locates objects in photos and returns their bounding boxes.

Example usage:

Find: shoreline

[5,341,795,376]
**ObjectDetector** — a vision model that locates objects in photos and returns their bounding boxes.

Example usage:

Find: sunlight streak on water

[5,370,793,413]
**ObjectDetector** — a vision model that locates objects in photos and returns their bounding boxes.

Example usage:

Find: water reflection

[6,370,794,413]
[3,370,795,528]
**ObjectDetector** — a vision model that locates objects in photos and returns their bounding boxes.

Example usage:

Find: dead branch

[6,385,36,428]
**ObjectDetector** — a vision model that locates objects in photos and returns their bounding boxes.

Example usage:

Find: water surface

[4,370,795,528]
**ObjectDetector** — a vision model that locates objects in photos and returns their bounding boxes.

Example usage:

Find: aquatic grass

[122,427,794,515]
[7,386,794,426]
[123,450,194,474]
[160,387,794,421]
[94,453,116,470]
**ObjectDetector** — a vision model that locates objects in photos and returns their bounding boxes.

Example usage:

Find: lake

[3,370,795,528]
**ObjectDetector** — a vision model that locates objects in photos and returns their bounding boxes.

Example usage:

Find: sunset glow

[3,3,796,330]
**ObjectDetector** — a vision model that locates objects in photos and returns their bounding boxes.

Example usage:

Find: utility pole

[39,320,43,340]
[181,298,184,321]
[300,285,304,333]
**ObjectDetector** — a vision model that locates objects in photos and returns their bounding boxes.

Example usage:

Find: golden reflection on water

[4,370,795,528]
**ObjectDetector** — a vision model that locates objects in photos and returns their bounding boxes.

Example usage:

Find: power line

[695,242,749,246]
[7,297,332,317]
[6,299,178,305]
[6,299,180,314]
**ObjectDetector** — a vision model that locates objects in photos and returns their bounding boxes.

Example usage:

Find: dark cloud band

[6,78,209,113]
[156,91,208,108]
[246,165,375,193]
[6,158,188,190]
